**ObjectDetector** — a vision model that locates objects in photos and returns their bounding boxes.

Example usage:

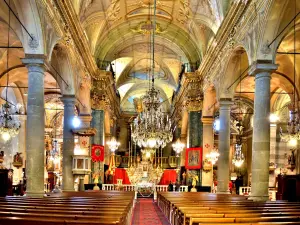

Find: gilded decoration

[184,74,204,112]
[131,20,167,35]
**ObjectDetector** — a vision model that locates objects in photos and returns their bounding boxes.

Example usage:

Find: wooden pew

[0,191,135,225]
[156,192,300,225]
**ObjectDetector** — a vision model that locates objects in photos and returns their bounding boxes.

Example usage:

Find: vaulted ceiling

[72,0,223,112]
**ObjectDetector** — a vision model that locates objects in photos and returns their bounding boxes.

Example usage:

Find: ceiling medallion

[131,20,166,35]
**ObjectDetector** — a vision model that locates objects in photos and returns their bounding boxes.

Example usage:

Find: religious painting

[91,145,104,162]
[185,147,202,169]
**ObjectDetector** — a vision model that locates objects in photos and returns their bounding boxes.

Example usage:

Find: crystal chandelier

[280,20,300,143]
[280,110,300,142]
[206,146,220,165]
[131,87,172,148]
[232,143,244,167]
[0,5,21,142]
[107,136,120,153]
[172,139,185,157]
[0,103,21,142]
[131,0,172,149]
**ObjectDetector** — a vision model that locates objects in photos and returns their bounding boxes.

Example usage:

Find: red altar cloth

[113,168,131,184]
[159,169,177,185]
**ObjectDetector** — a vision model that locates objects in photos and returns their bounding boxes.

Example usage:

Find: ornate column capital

[22,54,47,72]
[249,60,278,77]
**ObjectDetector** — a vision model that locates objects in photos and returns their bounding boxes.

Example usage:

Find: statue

[288,149,296,171]
[92,171,100,190]
[182,172,186,185]
[190,174,198,192]
[12,152,23,168]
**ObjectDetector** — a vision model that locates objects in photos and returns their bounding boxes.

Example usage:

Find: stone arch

[50,43,76,96]
[10,0,45,54]
[257,0,299,61]
[218,46,250,99]
[202,85,217,117]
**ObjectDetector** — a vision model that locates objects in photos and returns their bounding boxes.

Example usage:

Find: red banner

[91,145,104,162]
[185,147,202,169]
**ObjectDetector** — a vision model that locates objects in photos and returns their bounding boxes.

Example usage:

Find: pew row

[0,191,135,225]
[157,192,300,225]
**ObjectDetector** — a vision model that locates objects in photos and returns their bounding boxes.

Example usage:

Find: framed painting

[185,147,202,169]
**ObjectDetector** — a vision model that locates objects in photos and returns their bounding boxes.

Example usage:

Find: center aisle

[132,198,171,225]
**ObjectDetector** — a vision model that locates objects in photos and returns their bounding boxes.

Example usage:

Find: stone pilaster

[248,61,278,201]
[22,55,46,197]
[217,99,233,194]
[61,95,76,191]
[201,116,214,188]
[91,110,104,145]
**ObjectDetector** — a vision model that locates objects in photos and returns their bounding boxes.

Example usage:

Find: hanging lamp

[0,0,21,142]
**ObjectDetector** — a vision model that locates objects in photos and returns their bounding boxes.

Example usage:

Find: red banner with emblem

[91,145,104,162]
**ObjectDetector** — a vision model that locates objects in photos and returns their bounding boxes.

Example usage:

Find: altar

[125,153,164,195]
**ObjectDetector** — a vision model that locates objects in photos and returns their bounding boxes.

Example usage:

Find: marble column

[201,116,214,188]
[61,95,76,191]
[188,111,202,148]
[91,109,104,183]
[92,110,104,145]
[249,61,278,201]
[188,111,203,185]
[22,56,46,197]
[217,99,233,194]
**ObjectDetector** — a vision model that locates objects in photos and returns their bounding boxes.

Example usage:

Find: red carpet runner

[132,199,170,225]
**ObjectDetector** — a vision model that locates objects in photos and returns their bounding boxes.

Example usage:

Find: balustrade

[155,185,168,192]
[239,186,276,201]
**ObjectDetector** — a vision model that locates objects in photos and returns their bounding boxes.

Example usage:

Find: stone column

[91,109,104,183]
[61,95,76,191]
[249,61,278,201]
[201,116,214,188]
[217,99,233,194]
[22,55,46,197]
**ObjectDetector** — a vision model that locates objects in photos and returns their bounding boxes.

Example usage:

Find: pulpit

[72,155,91,191]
